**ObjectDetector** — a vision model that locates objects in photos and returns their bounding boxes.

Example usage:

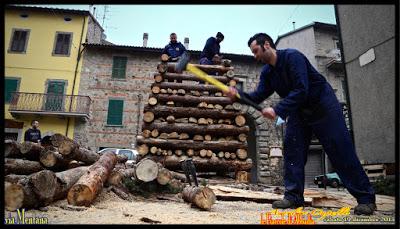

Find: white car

[98,148,138,167]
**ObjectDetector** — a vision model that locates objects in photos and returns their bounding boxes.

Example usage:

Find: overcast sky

[23,4,336,55]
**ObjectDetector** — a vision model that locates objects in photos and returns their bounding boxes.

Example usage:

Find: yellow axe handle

[186,64,241,99]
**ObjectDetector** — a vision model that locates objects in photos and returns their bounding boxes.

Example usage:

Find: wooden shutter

[112,56,127,78]
[107,100,124,125]
[5,79,19,103]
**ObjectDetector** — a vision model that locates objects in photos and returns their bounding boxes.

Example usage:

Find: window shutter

[5,79,18,103]
[112,56,127,78]
[107,100,124,125]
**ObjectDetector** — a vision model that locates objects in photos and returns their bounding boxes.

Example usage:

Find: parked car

[98,148,138,167]
[314,172,343,188]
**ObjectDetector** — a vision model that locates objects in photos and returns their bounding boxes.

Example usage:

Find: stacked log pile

[136,57,253,174]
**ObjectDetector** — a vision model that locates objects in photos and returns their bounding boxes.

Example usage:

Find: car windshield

[118,150,134,160]
[99,148,117,154]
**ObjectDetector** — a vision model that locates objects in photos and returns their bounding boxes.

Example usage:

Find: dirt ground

[4,181,396,225]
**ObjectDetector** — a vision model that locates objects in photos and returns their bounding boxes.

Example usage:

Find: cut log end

[144,111,155,123]
[67,184,93,207]
[5,182,24,211]
[157,168,172,185]
[148,97,158,106]
[135,159,159,182]
[182,186,216,210]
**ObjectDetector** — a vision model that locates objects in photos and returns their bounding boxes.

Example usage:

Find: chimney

[184,37,189,49]
[143,33,148,47]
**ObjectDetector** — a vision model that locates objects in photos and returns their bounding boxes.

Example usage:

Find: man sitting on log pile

[162,33,187,62]
[199,32,224,76]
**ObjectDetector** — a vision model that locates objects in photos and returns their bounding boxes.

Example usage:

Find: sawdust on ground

[4,186,396,225]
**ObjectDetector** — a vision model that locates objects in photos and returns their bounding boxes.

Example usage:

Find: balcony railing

[8,92,91,119]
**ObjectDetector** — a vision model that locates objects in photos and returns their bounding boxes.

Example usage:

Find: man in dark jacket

[199,32,224,75]
[24,120,41,143]
[162,33,187,62]
[224,33,376,215]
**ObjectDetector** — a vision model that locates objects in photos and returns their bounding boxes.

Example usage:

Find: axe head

[174,51,190,73]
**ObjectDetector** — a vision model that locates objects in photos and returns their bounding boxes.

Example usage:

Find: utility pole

[102,5,109,28]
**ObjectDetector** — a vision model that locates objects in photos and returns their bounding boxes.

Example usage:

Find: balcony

[8,92,91,120]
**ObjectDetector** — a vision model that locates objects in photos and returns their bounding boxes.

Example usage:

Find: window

[107,99,124,125]
[5,78,20,103]
[53,32,73,56]
[9,29,30,53]
[235,81,244,91]
[112,56,127,78]
[118,150,134,160]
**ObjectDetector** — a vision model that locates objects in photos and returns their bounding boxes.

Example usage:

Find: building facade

[4,5,104,141]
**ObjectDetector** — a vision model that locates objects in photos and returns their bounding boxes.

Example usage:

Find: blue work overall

[240,49,376,205]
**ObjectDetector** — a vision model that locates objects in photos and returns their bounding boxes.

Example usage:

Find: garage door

[304,148,324,186]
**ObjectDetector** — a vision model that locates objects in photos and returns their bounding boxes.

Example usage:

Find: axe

[174,52,264,112]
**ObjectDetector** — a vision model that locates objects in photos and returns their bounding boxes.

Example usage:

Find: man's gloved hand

[262,107,276,120]
[224,86,238,101]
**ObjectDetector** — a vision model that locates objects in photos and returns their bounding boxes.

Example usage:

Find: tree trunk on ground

[107,168,136,186]
[155,94,233,106]
[39,147,71,170]
[134,158,159,182]
[53,166,90,200]
[182,186,216,210]
[5,158,44,175]
[61,147,100,165]
[67,152,117,206]
[5,140,23,158]
[143,122,249,136]
[19,141,43,161]
[157,167,172,185]
[5,181,39,211]
[137,137,247,152]
[144,155,252,172]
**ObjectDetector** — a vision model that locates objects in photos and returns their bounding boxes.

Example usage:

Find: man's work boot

[272,199,303,209]
[354,203,377,215]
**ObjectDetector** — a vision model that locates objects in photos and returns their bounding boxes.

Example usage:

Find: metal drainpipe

[334,5,355,143]
[135,94,143,146]
[66,15,87,137]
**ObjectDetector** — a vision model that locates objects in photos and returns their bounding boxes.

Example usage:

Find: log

[155,94,233,106]
[146,155,253,172]
[230,153,237,160]
[152,82,221,94]
[151,129,159,137]
[179,133,190,140]
[5,158,44,175]
[143,111,155,123]
[29,170,58,204]
[189,117,198,123]
[53,166,90,201]
[148,97,158,105]
[206,118,214,124]
[215,92,223,97]
[157,63,168,73]
[175,118,189,123]
[204,135,212,141]
[198,118,208,125]
[159,133,169,139]
[157,168,172,185]
[135,158,159,182]
[191,90,201,96]
[187,149,194,157]
[160,88,168,93]
[5,140,23,158]
[233,102,242,110]
[152,86,161,94]
[67,152,117,206]
[144,105,244,119]
[162,72,236,84]
[182,186,216,210]
[117,154,129,164]
[237,149,248,160]
[166,101,175,106]
[39,147,71,170]
[199,149,208,157]
[198,102,207,108]
[166,62,234,75]
[154,74,164,83]
[19,141,43,160]
[206,150,213,157]
[150,146,158,154]
[61,147,100,165]
[161,54,170,62]
[136,137,247,152]
[225,70,235,78]
[218,151,225,158]
[142,129,151,138]
[5,181,39,211]
[175,149,183,156]
[214,104,223,110]
[170,171,187,183]
[143,122,249,136]
[224,152,231,159]
[238,134,247,142]
[207,104,214,109]
[50,133,70,147]
[107,168,136,186]
[138,144,149,156]
[235,171,250,183]
[5,174,27,183]
[193,135,204,141]
[235,115,246,127]
[166,115,175,123]
[177,89,186,95]
[172,89,178,95]
[222,59,232,67]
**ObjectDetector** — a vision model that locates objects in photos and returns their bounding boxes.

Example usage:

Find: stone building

[74,37,286,185]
